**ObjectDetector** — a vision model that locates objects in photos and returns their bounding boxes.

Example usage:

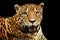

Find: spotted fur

[0,2,47,40]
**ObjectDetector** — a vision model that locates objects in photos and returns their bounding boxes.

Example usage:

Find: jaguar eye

[36,11,40,14]
[22,12,27,14]
[21,12,27,17]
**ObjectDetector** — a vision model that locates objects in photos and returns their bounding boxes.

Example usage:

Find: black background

[0,0,48,39]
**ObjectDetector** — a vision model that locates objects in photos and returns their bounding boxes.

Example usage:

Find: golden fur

[0,2,47,40]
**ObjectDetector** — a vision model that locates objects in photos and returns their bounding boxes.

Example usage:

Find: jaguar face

[14,2,44,34]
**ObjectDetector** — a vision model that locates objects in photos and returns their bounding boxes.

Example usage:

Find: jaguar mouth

[29,25,37,33]
[21,25,39,34]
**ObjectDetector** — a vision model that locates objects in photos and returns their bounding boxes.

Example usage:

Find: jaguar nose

[30,21,35,23]
[29,19,35,23]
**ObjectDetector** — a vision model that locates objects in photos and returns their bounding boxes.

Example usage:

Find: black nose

[29,20,35,23]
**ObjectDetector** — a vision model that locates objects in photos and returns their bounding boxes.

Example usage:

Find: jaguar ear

[39,2,44,9]
[14,4,20,12]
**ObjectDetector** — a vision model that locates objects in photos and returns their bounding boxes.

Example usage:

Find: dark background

[0,0,48,39]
